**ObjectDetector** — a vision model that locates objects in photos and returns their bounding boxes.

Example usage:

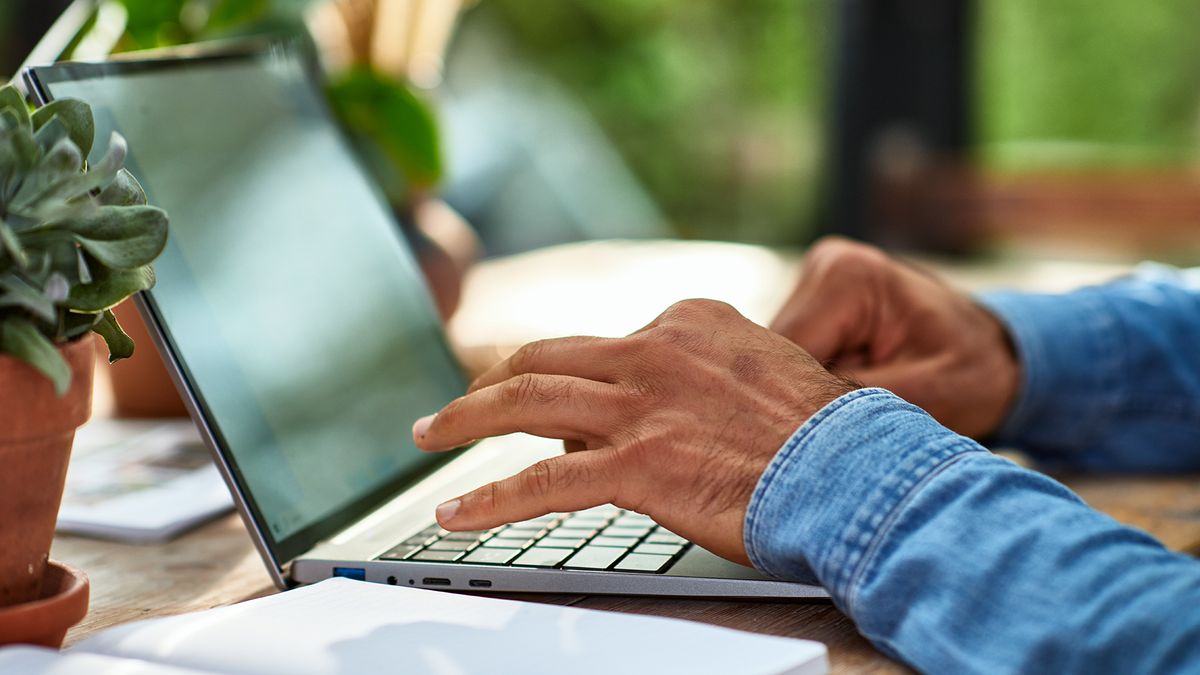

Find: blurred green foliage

[472,0,1200,243]
[93,0,442,198]
[466,0,831,244]
[979,0,1200,169]
[107,0,309,51]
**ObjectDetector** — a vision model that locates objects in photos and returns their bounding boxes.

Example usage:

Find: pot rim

[0,560,90,645]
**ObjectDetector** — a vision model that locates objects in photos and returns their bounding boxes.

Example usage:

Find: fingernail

[436,498,460,524]
[412,414,436,440]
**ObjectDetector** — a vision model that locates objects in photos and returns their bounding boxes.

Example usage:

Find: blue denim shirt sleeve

[976,265,1200,471]
[746,388,1200,673]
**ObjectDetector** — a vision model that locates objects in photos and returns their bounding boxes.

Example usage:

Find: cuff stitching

[744,387,889,577]
[822,435,970,600]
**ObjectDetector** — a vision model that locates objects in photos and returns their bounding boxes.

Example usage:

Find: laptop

[24,44,826,599]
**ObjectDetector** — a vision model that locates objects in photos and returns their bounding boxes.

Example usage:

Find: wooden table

[51,240,1200,673]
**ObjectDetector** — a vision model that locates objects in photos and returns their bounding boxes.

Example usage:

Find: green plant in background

[327,66,442,204]
[102,0,310,52]
[467,0,829,244]
[980,0,1200,170]
[77,0,441,204]
[0,83,167,394]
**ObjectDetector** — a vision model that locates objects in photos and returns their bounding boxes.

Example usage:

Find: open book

[0,578,827,674]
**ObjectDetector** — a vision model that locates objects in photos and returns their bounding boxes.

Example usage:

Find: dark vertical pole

[1,0,75,77]
[815,0,976,247]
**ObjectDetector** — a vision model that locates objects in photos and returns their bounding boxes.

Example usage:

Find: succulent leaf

[44,273,69,303]
[62,310,100,340]
[1,91,167,394]
[33,116,69,153]
[10,136,85,211]
[76,248,92,284]
[0,218,28,268]
[0,85,31,133]
[62,133,125,207]
[1,109,39,172]
[0,276,57,323]
[68,205,169,270]
[67,264,155,312]
[31,99,95,160]
[93,308,134,362]
[0,316,70,395]
[97,169,148,207]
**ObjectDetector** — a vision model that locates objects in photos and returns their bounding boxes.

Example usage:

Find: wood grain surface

[53,468,1200,673]
[49,241,1199,673]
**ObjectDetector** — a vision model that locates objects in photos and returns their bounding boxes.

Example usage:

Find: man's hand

[413,300,856,565]
[771,237,1019,439]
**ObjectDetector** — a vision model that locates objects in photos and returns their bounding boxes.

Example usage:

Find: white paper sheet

[76,578,827,675]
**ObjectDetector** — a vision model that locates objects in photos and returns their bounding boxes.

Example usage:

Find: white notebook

[0,578,827,675]
[57,420,233,542]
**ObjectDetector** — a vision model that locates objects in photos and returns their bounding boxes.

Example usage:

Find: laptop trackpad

[666,546,773,581]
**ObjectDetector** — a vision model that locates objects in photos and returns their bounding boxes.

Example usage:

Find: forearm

[748,389,1200,673]
[978,265,1200,472]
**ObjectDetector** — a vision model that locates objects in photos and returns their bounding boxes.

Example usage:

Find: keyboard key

[400,535,435,547]
[442,530,490,542]
[379,544,421,560]
[614,553,673,573]
[512,515,559,528]
[601,526,651,539]
[427,539,476,551]
[560,517,608,530]
[494,527,545,540]
[418,526,448,537]
[590,536,639,548]
[633,542,684,556]
[551,527,599,539]
[613,514,655,527]
[647,531,686,545]
[482,536,536,549]
[511,547,574,568]
[411,549,463,562]
[562,545,627,570]
[538,537,588,549]
[462,547,521,565]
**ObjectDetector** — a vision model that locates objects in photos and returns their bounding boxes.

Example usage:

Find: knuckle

[501,373,539,407]
[663,298,733,320]
[808,236,886,271]
[525,459,560,497]
[480,480,504,512]
[508,339,545,374]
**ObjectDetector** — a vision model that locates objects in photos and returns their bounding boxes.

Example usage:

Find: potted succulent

[0,83,167,646]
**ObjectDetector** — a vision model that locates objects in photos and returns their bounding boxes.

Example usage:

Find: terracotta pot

[0,561,89,648]
[0,336,94,608]
[104,300,187,418]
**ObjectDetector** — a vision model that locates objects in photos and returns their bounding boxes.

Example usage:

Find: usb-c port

[422,577,451,586]
[468,579,492,588]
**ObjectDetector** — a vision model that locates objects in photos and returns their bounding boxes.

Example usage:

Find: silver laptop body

[25,44,826,600]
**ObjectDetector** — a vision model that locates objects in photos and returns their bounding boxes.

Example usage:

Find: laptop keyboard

[377,506,691,574]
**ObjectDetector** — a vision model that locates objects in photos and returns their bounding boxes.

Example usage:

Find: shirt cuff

[744,388,983,599]
[975,289,1126,457]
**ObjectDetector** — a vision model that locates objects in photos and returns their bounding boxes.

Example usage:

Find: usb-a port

[332,567,366,581]
[422,577,451,586]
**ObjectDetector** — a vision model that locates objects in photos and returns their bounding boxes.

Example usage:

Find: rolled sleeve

[976,289,1127,455]
[744,388,983,599]
[977,272,1200,471]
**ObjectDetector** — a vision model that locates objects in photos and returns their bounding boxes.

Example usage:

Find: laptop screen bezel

[23,43,469,579]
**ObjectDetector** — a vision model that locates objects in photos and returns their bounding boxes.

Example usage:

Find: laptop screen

[30,47,469,564]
